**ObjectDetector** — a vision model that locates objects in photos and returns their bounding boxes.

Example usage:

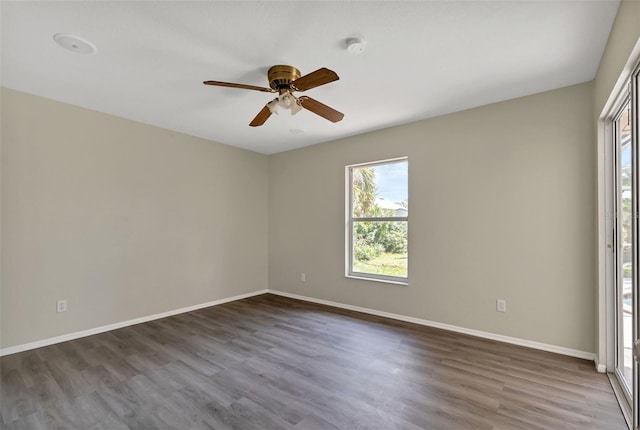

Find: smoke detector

[346,38,366,54]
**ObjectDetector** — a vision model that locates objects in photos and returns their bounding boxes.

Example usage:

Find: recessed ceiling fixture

[53,34,97,54]
[346,38,366,54]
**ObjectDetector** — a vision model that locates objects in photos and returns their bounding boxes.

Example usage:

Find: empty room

[2,1,640,429]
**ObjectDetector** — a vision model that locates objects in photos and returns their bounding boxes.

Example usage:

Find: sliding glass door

[611,64,640,429]
[614,96,633,404]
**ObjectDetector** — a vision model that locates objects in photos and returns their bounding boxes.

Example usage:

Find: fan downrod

[268,65,301,92]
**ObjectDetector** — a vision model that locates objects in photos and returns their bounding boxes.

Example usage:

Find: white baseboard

[268,290,597,364]
[594,356,607,373]
[1,287,599,369]
[0,289,268,357]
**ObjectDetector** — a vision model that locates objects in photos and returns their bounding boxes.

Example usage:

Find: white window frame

[345,157,408,285]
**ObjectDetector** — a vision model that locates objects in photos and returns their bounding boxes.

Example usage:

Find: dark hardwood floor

[0,294,626,429]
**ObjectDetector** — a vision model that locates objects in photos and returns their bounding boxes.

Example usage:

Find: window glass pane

[617,100,633,390]
[352,162,408,218]
[352,221,407,278]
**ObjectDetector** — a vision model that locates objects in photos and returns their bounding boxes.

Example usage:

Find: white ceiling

[1,1,620,154]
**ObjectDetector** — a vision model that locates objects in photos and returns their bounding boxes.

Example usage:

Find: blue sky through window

[622,139,631,167]
[374,161,408,204]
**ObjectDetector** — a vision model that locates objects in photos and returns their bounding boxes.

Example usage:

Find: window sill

[345,274,408,286]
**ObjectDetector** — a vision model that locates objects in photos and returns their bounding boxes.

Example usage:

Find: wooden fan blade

[203,81,275,93]
[249,105,272,127]
[291,68,339,92]
[298,96,344,123]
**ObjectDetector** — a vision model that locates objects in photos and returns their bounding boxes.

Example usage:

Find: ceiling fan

[203,65,344,127]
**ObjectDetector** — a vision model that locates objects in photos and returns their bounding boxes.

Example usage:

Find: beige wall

[7,13,634,353]
[269,83,596,353]
[1,88,269,348]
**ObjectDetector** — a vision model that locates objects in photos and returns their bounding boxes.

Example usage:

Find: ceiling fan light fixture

[279,92,296,109]
[203,65,343,126]
[276,92,302,115]
[290,99,302,116]
[267,98,280,115]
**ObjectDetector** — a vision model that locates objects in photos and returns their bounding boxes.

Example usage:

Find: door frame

[602,60,640,430]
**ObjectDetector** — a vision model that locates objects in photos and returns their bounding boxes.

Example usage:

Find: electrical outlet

[301,273,306,282]
[57,299,67,313]
[496,299,506,313]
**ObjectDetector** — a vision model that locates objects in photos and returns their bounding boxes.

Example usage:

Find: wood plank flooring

[0,294,627,429]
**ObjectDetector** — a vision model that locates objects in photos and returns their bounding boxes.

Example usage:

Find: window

[346,157,408,283]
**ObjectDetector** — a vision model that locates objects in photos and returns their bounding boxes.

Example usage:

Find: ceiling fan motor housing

[268,65,301,92]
